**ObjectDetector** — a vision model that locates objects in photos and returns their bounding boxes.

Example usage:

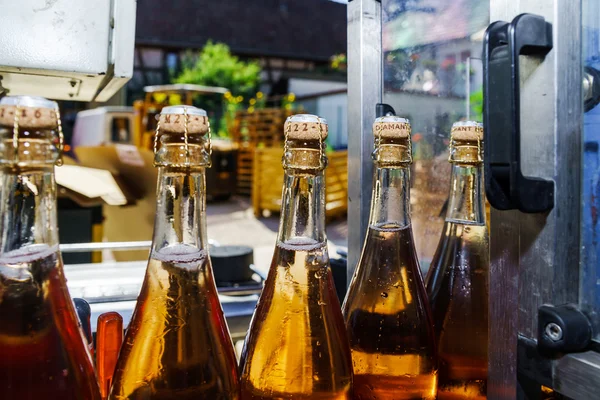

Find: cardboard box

[75,144,157,261]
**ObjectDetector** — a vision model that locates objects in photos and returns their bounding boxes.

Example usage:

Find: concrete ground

[206,196,348,277]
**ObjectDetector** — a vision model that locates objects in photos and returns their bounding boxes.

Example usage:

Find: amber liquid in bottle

[110,130,239,399]
[425,137,489,400]
[343,130,437,400]
[111,248,238,400]
[0,125,101,399]
[239,119,353,399]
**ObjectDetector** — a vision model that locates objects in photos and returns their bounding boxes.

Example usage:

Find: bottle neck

[0,167,58,255]
[445,163,485,225]
[151,167,208,257]
[368,165,411,228]
[277,169,326,246]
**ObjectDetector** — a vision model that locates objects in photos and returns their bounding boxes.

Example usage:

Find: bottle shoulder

[110,253,239,397]
[345,224,427,308]
[239,245,352,397]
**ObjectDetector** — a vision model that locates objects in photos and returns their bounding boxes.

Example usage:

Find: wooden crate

[231,108,291,145]
[325,150,348,219]
[231,108,296,196]
[252,147,348,219]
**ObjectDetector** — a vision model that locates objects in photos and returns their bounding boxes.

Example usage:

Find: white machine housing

[72,106,135,148]
[0,0,136,102]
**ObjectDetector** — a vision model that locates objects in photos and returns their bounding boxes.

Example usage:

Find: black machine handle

[483,14,554,213]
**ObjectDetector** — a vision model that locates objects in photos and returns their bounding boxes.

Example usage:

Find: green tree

[175,41,261,99]
[470,89,483,122]
[174,41,261,136]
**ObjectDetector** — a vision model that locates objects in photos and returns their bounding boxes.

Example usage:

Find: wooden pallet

[231,108,296,195]
[324,150,348,219]
[236,146,254,196]
[231,108,291,145]
[252,147,348,219]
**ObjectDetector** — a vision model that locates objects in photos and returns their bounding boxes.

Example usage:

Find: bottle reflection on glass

[425,121,489,400]
[239,114,353,399]
[343,117,437,400]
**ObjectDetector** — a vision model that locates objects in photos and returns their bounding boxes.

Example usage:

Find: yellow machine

[133,84,229,149]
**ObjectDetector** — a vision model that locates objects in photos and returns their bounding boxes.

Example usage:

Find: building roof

[135,0,347,62]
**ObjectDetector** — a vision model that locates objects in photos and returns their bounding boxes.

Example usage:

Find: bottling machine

[348,0,600,398]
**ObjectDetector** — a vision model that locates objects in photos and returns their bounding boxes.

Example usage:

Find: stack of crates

[252,147,348,219]
[231,108,295,196]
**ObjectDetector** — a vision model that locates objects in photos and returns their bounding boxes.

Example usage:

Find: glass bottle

[239,114,353,399]
[425,121,489,400]
[342,117,437,400]
[109,106,239,400]
[0,96,101,400]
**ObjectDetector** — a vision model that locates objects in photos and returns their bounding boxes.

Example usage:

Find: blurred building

[130,0,347,100]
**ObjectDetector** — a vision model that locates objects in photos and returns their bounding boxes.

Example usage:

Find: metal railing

[60,239,220,253]
[60,241,152,253]
[61,240,263,300]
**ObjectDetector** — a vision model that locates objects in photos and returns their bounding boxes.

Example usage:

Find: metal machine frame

[347,0,382,281]
[347,0,600,398]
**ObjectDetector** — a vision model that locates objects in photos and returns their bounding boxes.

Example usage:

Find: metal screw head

[545,322,563,342]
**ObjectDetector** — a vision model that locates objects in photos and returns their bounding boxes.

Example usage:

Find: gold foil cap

[158,105,209,135]
[284,114,328,141]
[449,121,483,164]
[450,121,483,141]
[0,96,58,129]
[372,116,411,139]
[283,114,327,170]
[154,105,211,168]
[372,116,412,165]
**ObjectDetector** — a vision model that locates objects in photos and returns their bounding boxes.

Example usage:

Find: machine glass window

[111,117,131,143]
[382,0,489,267]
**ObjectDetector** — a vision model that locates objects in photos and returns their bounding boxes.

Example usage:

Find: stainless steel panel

[487,0,583,397]
[486,6,524,395]
[553,351,600,399]
[547,0,582,310]
[500,0,582,336]
[347,0,382,282]
[488,209,520,399]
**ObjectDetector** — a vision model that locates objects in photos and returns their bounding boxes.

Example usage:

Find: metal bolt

[584,71,594,102]
[545,322,563,342]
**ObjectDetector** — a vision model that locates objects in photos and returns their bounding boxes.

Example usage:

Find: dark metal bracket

[483,13,555,213]
[376,103,396,118]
